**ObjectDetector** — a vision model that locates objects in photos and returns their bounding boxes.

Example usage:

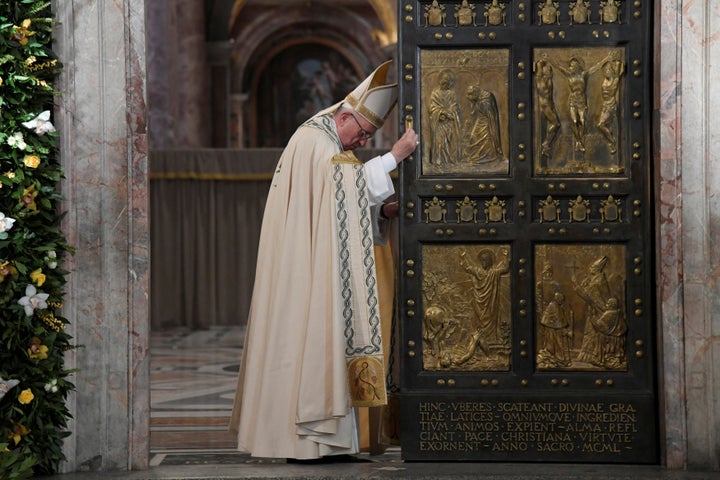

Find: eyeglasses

[348,113,373,140]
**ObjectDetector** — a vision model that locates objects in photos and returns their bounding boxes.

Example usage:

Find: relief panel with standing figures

[420,49,510,176]
[422,244,512,371]
[534,244,627,371]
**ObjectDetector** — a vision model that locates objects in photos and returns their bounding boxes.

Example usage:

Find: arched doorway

[147,0,399,460]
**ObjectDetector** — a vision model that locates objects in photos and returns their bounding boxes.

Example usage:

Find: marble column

[53,0,149,472]
[207,41,234,147]
[146,0,211,149]
[657,0,720,471]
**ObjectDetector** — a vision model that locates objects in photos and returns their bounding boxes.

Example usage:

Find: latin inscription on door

[402,395,656,462]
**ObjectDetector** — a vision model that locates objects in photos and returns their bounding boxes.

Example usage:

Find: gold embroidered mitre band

[331,151,387,407]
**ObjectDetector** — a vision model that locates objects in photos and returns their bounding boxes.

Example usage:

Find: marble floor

[49,327,720,477]
[150,325,246,464]
[149,325,402,467]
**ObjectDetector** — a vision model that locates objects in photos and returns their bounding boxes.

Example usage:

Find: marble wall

[49,0,718,473]
[657,0,720,470]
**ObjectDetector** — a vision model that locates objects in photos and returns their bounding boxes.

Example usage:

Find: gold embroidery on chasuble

[331,151,387,407]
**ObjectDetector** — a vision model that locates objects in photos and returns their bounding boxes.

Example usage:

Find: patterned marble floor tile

[150,326,245,451]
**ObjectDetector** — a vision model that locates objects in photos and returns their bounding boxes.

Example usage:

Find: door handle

[405,115,414,132]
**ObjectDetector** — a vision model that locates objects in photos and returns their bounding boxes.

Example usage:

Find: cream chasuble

[229,113,394,459]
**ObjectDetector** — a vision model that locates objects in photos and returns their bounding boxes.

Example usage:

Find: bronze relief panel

[534,244,627,371]
[533,47,626,175]
[420,49,510,176]
[422,244,512,371]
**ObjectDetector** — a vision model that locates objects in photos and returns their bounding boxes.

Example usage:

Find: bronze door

[397,0,656,463]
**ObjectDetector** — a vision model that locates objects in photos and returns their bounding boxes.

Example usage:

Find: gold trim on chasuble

[332,151,387,407]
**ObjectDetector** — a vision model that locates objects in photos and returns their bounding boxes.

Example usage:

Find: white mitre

[343,60,398,128]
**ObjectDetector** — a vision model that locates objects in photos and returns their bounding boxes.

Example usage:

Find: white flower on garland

[6,131,27,150]
[0,211,16,233]
[18,284,49,316]
[22,110,56,135]
[44,379,59,393]
[44,250,58,269]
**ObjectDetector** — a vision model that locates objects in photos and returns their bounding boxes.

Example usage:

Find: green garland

[0,1,74,477]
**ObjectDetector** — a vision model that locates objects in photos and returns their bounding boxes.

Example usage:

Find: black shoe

[286,457,328,464]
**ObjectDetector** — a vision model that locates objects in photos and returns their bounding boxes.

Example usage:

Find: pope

[229,60,417,461]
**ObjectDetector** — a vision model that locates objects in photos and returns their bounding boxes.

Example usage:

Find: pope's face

[337,111,376,150]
